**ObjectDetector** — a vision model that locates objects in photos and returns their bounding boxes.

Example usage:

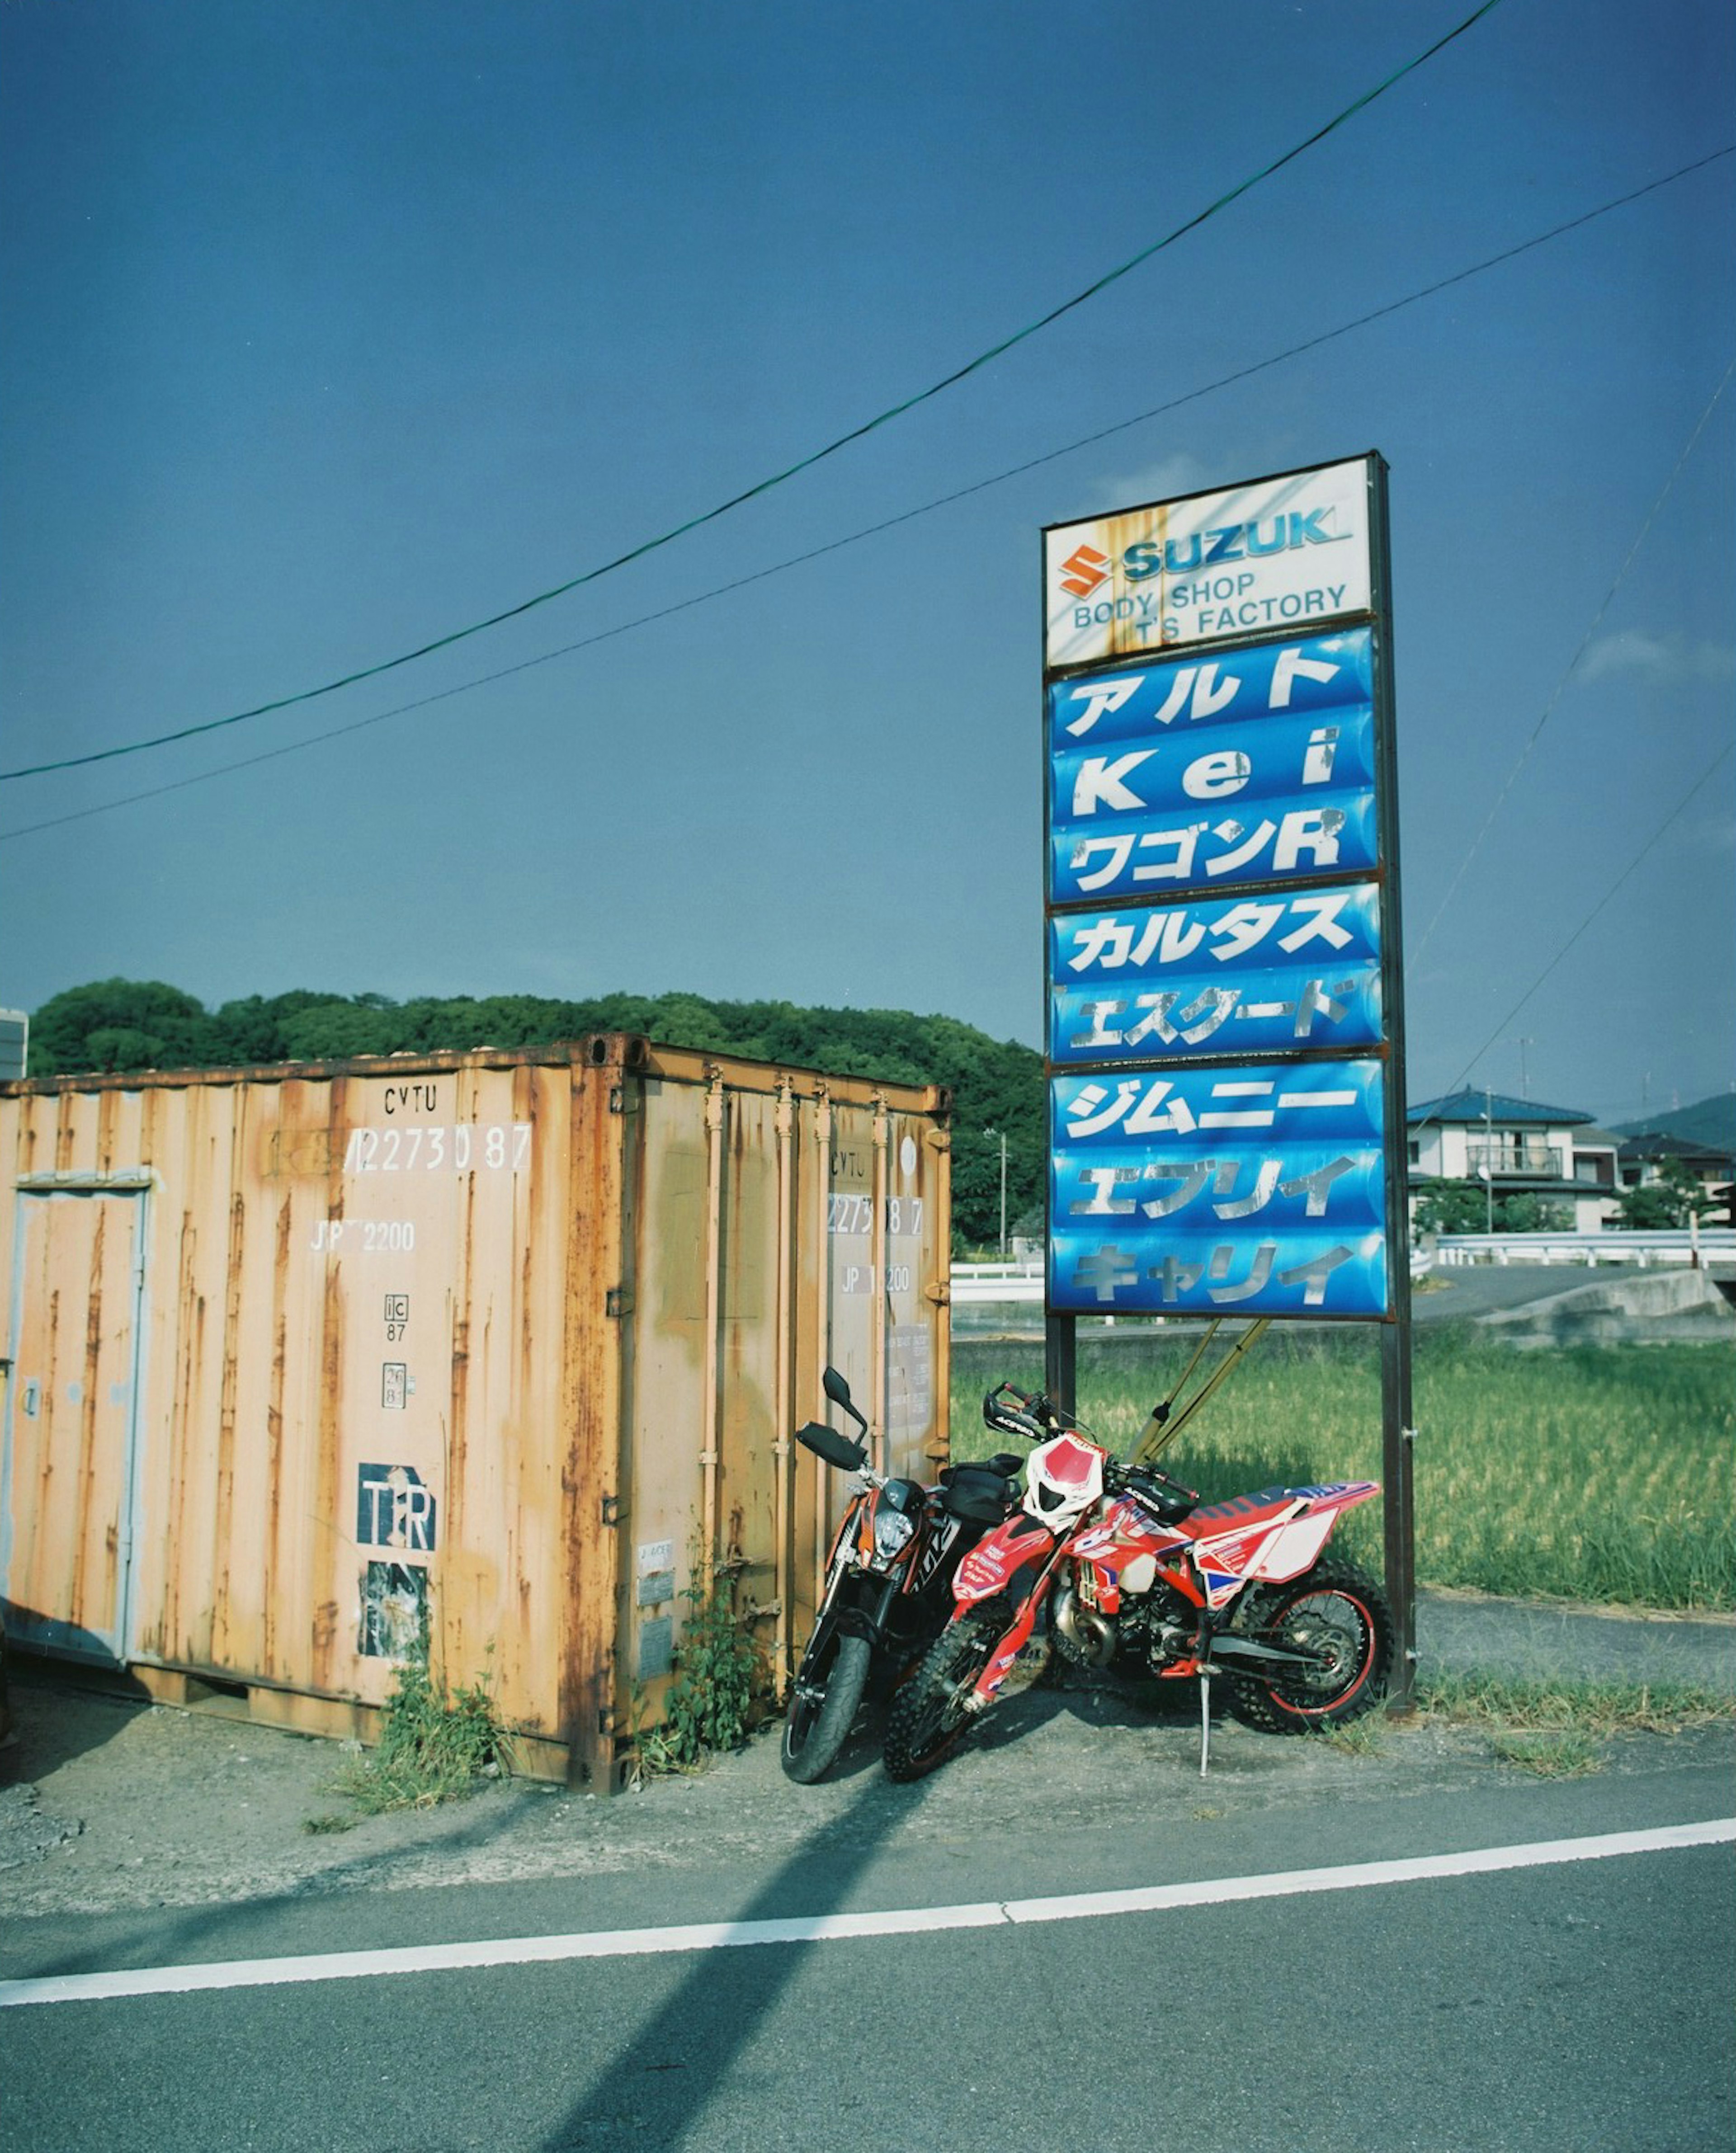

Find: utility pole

[984,1127,1008,1258]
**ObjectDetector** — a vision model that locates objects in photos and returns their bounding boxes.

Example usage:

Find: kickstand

[1198,1666,1212,1777]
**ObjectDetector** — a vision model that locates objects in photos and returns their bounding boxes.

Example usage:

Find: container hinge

[605,1286,633,1318]
[609,1085,630,1115]
[598,1706,616,1736]
[601,1493,622,1528]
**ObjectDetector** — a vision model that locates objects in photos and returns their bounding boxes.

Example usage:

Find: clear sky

[2,0,1731,1129]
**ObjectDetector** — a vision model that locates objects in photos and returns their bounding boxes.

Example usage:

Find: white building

[1407,1090,1619,1234]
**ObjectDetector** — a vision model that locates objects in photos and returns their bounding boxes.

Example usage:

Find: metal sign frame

[1039,451,1415,1700]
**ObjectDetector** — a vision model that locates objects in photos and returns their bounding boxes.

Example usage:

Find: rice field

[949,1329,1736,1614]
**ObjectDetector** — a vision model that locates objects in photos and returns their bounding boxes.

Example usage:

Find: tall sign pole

[1040,452,1415,1703]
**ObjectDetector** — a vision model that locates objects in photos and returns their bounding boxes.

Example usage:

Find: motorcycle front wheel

[882,1611,1000,1783]
[780,1632,873,1784]
[1226,1560,1393,1733]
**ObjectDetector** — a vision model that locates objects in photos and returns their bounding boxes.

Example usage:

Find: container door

[1,1189,146,1661]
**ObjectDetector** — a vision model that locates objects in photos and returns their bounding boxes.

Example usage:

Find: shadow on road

[535,1757,924,2151]
[532,1658,1227,2150]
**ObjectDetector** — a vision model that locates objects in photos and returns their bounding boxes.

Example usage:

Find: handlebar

[1104,1457,1200,1506]
[981,1379,1074,1446]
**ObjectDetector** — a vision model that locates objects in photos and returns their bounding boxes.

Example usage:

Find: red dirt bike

[882,1381,1392,1782]
[780,1367,1020,1783]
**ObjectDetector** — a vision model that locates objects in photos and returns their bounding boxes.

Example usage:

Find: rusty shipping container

[0,1037,952,1786]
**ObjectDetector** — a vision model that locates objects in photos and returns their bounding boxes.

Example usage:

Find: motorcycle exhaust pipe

[1052,1583,1117,1669]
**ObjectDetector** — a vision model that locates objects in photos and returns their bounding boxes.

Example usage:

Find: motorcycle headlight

[873,1508,918,1561]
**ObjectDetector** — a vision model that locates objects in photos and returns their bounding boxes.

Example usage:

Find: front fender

[952,1516,1058,1608]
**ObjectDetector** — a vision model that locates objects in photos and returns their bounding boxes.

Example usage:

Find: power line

[1428,737,1735,1116]
[1410,348,1736,965]
[6,146,1727,848]
[0,0,1508,787]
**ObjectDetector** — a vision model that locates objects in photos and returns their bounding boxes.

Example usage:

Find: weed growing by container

[311,1629,513,1828]
[631,1551,760,1776]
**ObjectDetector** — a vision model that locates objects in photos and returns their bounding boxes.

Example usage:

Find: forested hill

[1612,1094,1736,1154]
[22,978,1044,1248]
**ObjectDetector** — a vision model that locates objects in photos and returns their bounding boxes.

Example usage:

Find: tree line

[24,977,1046,1250]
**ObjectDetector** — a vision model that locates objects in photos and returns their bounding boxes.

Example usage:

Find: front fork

[797,1526,910,1695]
[965,1544,1068,1710]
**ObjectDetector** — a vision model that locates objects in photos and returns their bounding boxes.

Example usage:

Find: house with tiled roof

[1615,1131,1736,1220]
[1407,1089,1620,1232]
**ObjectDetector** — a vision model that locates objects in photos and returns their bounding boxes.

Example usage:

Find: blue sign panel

[1048,882,1383,1065]
[1046,1059,1387,1317]
[1051,1057,1384,1149]
[1052,1137,1385,1231]
[1049,791,1378,905]
[1047,1220,1387,1316]
[1050,961,1382,1064]
[1050,706,1377,829]
[1047,630,1374,749]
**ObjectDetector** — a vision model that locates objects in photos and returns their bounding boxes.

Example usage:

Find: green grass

[308,1643,514,1830]
[952,1331,1736,1613]
[1419,1670,1734,1775]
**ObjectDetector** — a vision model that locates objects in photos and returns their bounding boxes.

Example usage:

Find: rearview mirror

[821,1365,868,1434]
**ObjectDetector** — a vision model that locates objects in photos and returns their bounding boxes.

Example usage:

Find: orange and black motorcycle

[780,1367,1020,1784]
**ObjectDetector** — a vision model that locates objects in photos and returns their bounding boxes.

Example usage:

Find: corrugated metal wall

[0,1037,951,1785]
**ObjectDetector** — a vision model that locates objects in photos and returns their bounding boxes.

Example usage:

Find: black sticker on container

[360,1562,427,1658]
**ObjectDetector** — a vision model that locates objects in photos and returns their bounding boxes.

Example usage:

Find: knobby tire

[882,1611,1000,1783]
[1226,1559,1393,1733]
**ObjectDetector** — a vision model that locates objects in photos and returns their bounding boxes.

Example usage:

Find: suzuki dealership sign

[1043,453,1406,1322]
[1045,456,1374,670]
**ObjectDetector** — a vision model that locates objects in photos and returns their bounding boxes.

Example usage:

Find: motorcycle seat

[1182,1487,1298,1530]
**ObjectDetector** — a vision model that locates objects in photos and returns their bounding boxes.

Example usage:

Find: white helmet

[1021,1433,1104,1529]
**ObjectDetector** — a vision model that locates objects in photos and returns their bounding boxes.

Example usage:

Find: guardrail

[1426,1230,1736,1269]
[953,1230,1736,1302]
[951,1260,1044,1303]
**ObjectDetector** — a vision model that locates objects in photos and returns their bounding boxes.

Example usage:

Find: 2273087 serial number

[342,1124,532,1174]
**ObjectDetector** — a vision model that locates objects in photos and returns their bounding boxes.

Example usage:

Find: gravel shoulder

[2,1592,1731,1925]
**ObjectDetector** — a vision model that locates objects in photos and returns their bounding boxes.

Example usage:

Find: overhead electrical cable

[1410,348,1736,965]
[1429,738,1735,1113]
[5,147,1727,849]
[0,0,1508,787]
[1404,350,1735,1145]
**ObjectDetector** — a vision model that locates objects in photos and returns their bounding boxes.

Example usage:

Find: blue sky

[1,0,1731,1128]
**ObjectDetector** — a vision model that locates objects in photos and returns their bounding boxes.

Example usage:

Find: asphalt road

[5,1722,1731,2153]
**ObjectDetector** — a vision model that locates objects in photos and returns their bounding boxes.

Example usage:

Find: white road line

[3,1819,1730,2011]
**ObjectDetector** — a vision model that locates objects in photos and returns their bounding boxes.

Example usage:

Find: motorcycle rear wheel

[780,1633,872,1784]
[1226,1560,1393,1733]
[882,1611,1000,1783]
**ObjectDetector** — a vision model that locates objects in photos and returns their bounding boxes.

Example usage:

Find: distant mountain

[1612,1092,1736,1154]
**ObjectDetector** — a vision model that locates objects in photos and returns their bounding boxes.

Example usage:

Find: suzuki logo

[1058,544,1110,598]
